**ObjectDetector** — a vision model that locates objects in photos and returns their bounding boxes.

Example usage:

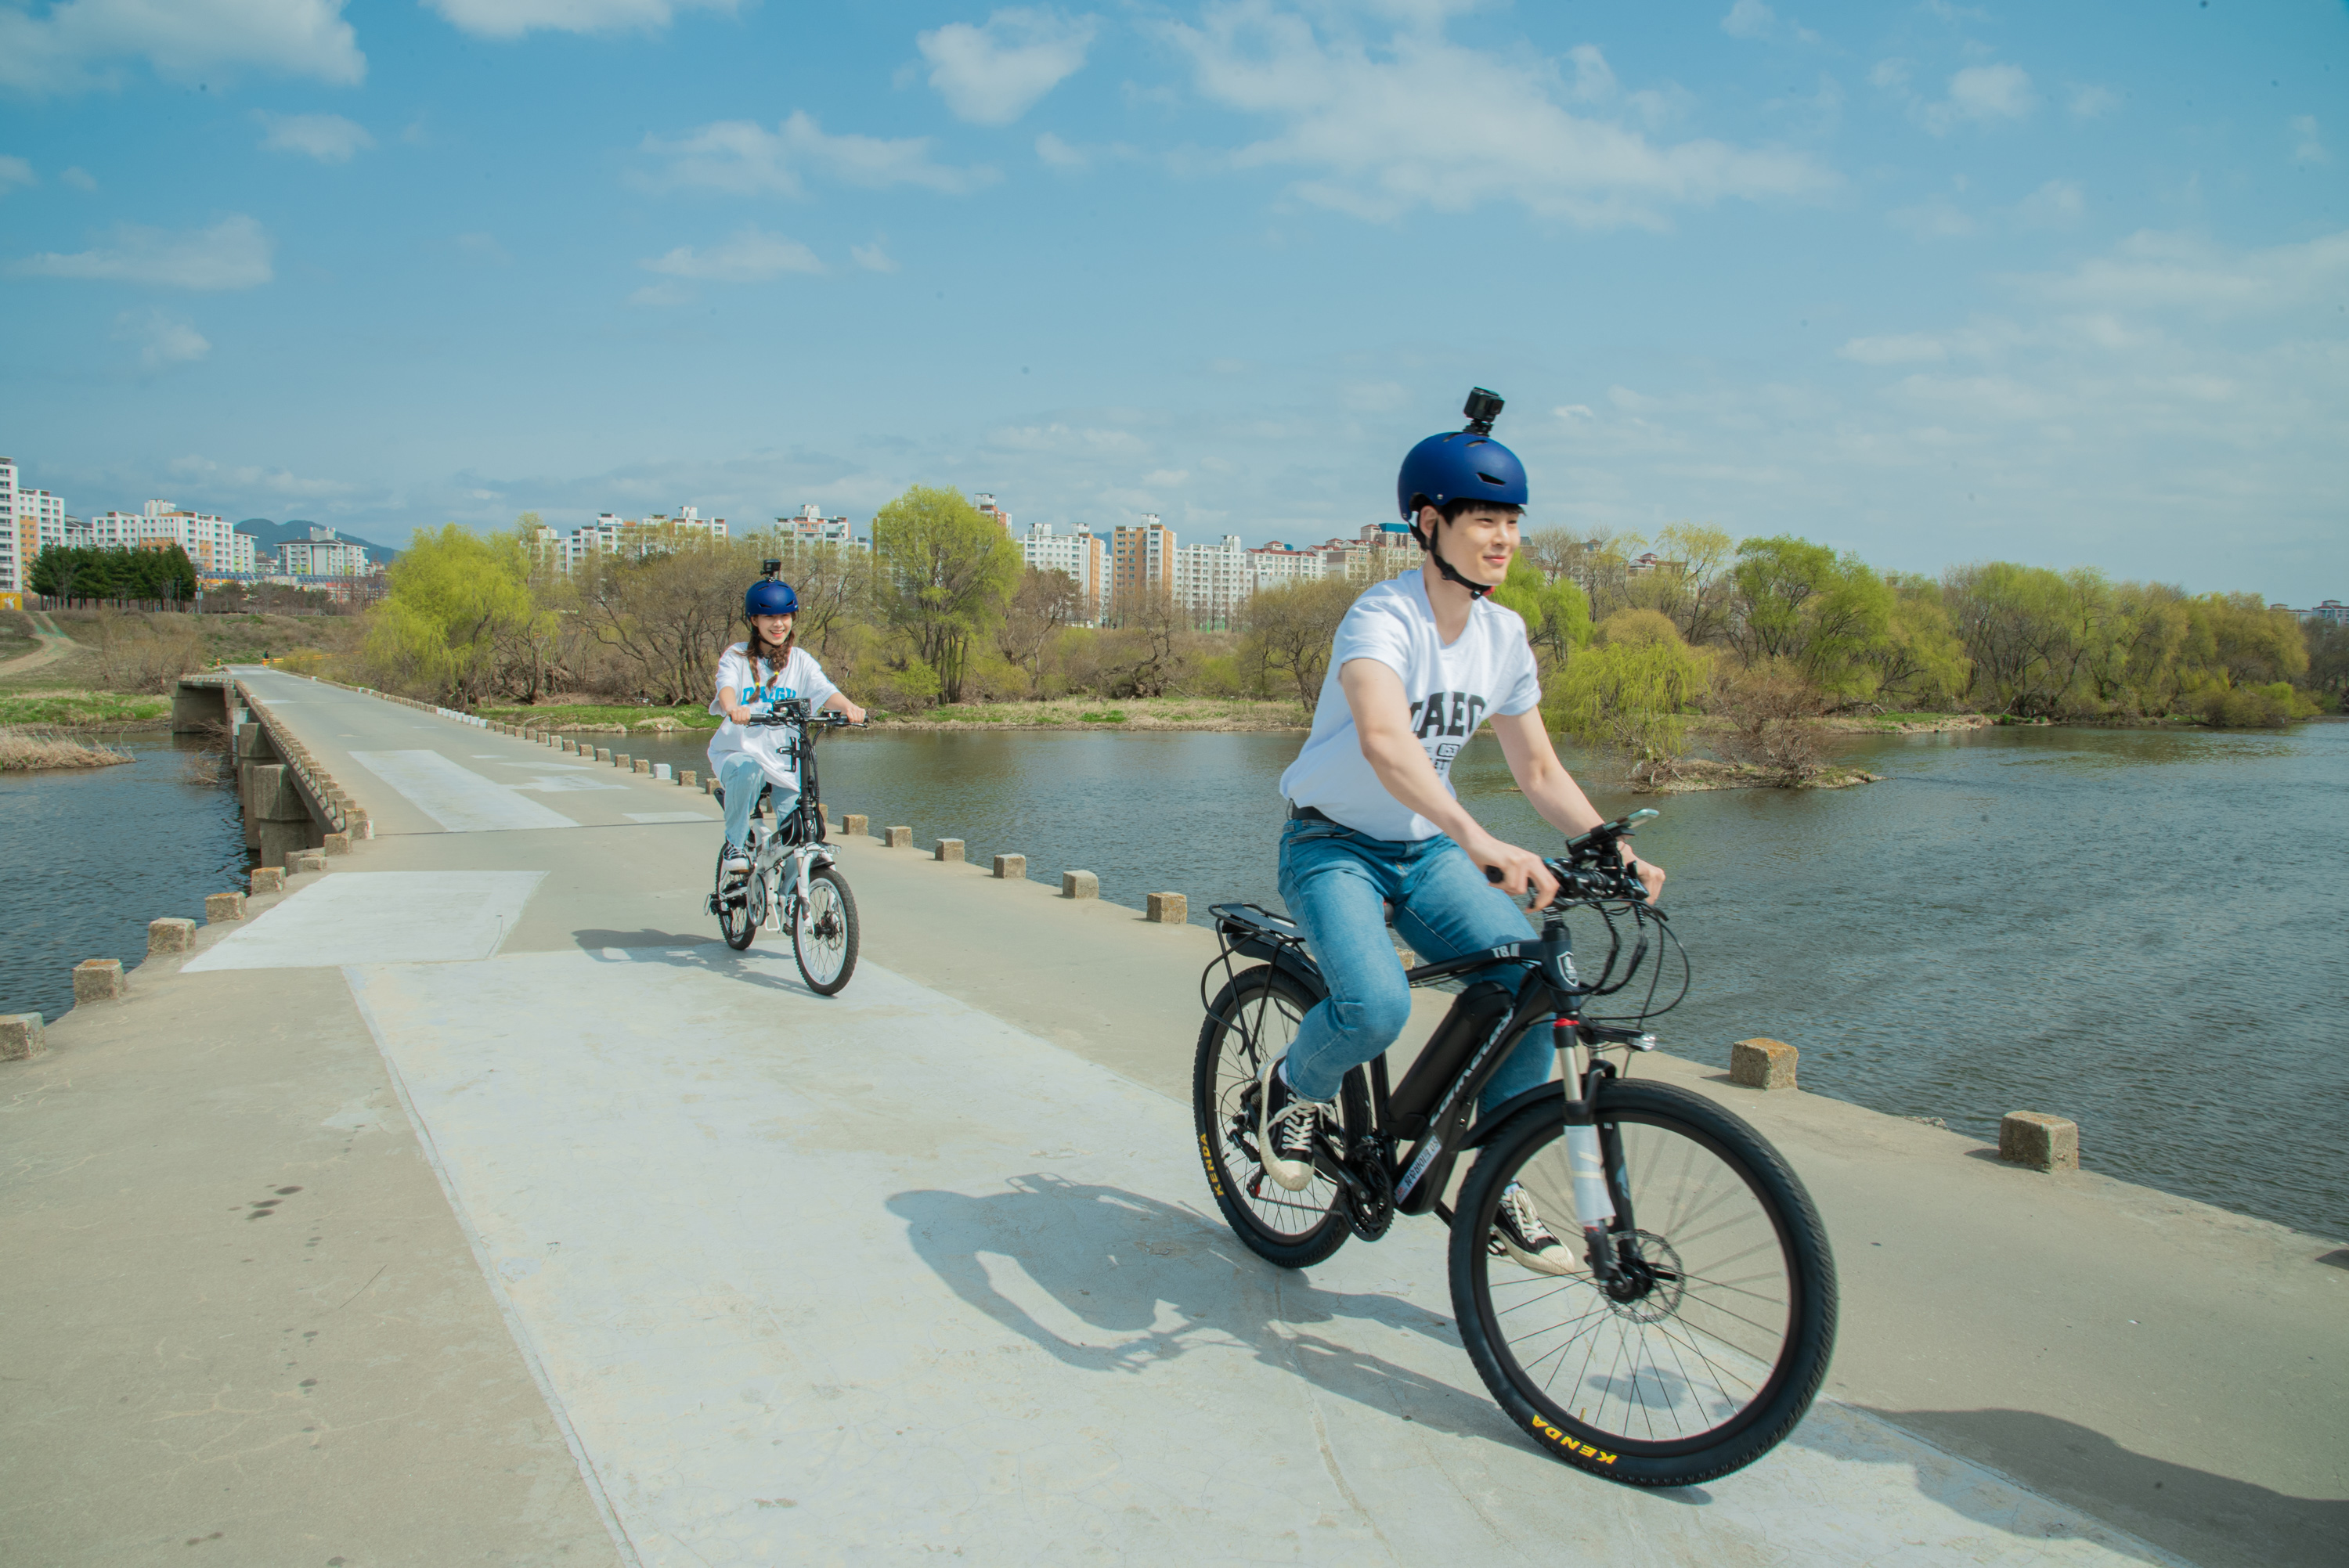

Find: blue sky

[1,0,2342,598]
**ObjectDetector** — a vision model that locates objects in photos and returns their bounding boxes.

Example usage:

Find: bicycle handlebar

[744,706,864,730]
[1482,808,1658,906]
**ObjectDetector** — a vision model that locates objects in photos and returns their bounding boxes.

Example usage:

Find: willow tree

[365,524,542,704]
[870,485,1019,705]
[1550,614,1712,788]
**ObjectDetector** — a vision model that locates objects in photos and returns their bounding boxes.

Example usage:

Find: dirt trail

[0,611,80,679]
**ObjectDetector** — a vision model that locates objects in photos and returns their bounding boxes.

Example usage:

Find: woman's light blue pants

[716,753,799,849]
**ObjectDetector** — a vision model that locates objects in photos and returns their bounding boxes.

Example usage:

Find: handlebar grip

[1484,864,1505,884]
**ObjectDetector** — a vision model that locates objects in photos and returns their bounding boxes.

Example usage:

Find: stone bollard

[616,752,633,770]
[844,814,868,837]
[286,849,327,875]
[73,959,124,1004]
[346,809,373,841]
[680,770,697,788]
[206,891,247,923]
[704,776,719,796]
[936,839,965,863]
[633,758,651,774]
[251,866,286,894]
[1146,892,1188,925]
[883,826,912,849]
[147,917,197,956]
[2000,1112,2080,1173]
[1062,871,1099,899]
[596,747,612,762]
[1,1014,45,1062]
[994,853,1026,880]
[321,831,351,856]
[1730,1038,1799,1091]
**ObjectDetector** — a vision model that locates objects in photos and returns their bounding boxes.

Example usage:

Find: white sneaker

[722,841,751,875]
[1257,1055,1332,1193]
[1489,1181,1575,1276]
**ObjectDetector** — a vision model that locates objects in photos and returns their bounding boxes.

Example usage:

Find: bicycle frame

[716,701,845,928]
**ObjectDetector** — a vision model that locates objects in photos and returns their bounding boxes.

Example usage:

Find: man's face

[1422,504,1521,586]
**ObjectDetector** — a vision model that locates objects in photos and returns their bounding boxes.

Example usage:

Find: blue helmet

[1396,431,1528,533]
[744,579,799,617]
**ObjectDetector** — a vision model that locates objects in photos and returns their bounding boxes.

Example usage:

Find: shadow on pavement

[1856,1405,2347,1568]
[888,1173,1527,1449]
[570,927,720,950]
[569,933,818,997]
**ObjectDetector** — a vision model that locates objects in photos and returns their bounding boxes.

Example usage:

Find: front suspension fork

[1557,1018,1633,1283]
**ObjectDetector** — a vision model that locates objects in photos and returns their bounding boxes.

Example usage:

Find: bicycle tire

[793,866,859,995]
[1192,964,1358,1269]
[1449,1080,1836,1487]
[716,843,756,951]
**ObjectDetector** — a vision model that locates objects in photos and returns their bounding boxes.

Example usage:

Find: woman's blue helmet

[744,579,799,617]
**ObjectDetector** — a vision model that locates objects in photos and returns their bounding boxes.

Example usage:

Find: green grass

[476,701,720,730]
[0,691,172,726]
[1079,709,1128,723]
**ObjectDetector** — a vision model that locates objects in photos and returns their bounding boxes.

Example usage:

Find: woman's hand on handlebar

[1470,831,1559,907]
[829,697,868,726]
[1629,855,1665,905]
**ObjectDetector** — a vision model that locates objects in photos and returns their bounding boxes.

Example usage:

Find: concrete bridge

[4,668,2343,1566]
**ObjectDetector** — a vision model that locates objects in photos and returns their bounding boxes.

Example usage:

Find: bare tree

[1239,575,1359,710]
[997,567,1084,695]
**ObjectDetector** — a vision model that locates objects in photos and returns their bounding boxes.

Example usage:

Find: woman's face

[750,611,794,643]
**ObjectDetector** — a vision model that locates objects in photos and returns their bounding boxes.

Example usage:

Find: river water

[8,719,2343,1241]
[2,734,250,1030]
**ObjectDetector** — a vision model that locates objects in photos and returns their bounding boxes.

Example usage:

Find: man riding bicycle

[1261,390,1666,1274]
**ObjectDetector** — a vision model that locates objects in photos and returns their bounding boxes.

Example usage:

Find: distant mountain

[235,518,402,563]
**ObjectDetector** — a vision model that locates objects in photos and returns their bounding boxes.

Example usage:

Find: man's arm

[1489,708,1665,903]
[1340,659,1559,903]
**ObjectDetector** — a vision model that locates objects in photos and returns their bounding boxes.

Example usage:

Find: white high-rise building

[558,506,729,572]
[82,500,254,576]
[975,493,1013,534]
[1245,540,1332,592]
[282,526,370,578]
[1020,523,1108,623]
[1171,534,1250,626]
[0,458,69,594]
[778,503,857,546]
[0,457,17,594]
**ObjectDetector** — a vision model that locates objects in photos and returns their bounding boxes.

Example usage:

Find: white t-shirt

[706,643,841,785]
[1276,570,1543,841]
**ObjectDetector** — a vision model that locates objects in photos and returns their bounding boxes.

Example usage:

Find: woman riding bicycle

[710,577,867,874]
[1261,394,1665,1272]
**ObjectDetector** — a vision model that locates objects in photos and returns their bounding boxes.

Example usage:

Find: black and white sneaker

[1257,1055,1333,1193]
[1489,1181,1575,1276]
[722,841,751,876]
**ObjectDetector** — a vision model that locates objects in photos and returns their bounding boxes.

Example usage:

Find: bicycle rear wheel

[1449,1080,1836,1487]
[715,843,758,951]
[1192,964,1357,1269]
[792,865,858,995]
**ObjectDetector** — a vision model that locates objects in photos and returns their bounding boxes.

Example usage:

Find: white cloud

[1036,131,1087,169]
[640,228,822,283]
[60,164,96,189]
[1916,63,2034,134]
[424,0,737,40]
[0,155,34,194]
[2069,85,2120,119]
[640,111,998,197]
[1721,0,1774,38]
[2015,178,2082,228]
[0,0,363,96]
[256,110,373,163]
[850,240,899,273]
[1867,58,1909,91]
[2015,228,2349,319]
[11,214,274,290]
[918,7,1097,126]
[114,308,210,369]
[1161,8,1835,228]
[629,279,691,308]
[455,231,511,264]
[2293,115,2329,166]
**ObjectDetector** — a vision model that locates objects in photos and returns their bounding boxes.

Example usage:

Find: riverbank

[0,730,135,772]
[477,694,1314,733]
[1639,759,1885,792]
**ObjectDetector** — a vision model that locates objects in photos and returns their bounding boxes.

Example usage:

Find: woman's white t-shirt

[706,643,840,786]
[1276,570,1543,841]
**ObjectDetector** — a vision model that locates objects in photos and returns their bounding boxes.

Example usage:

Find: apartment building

[1246,540,1331,592]
[1171,534,1251,626]
[777,503,858,547]
[0,457,72,594]
[1019,522,1108,622]
[280,526,370,578]
[1110,514,1174,611]
[555,506,729,572]
[0,457,16,593]
[82,499,255,575]
[975,492,1013,534]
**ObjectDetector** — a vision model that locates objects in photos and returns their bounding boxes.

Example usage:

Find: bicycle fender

[1222,931,1326,998]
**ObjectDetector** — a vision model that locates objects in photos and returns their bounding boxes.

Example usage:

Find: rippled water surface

[634,719,2349,1239]
[2,736,249,1029]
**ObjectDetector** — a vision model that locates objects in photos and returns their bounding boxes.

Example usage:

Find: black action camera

[1463,387,1505,434]
[761,558,782,579]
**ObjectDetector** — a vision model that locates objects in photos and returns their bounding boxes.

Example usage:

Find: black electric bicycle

[1193,809,1837,1487]
[707,699,862,994]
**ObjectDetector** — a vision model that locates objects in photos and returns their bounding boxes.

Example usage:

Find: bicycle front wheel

[1450,1080,1837,1487]
[792,866,858,995]
[1193,964,1357,1269]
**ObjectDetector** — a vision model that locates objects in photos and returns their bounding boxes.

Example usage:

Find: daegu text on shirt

[1411,692,1489,741]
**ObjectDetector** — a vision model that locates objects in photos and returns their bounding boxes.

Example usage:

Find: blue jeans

[1276,817,1554,1112]
[717,753,799,849]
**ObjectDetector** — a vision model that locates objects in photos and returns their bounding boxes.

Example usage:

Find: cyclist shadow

[887,1172,1521,1446]
[568,931,820,999]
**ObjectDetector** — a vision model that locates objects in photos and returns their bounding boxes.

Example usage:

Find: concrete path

[5,666,2344,1566]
